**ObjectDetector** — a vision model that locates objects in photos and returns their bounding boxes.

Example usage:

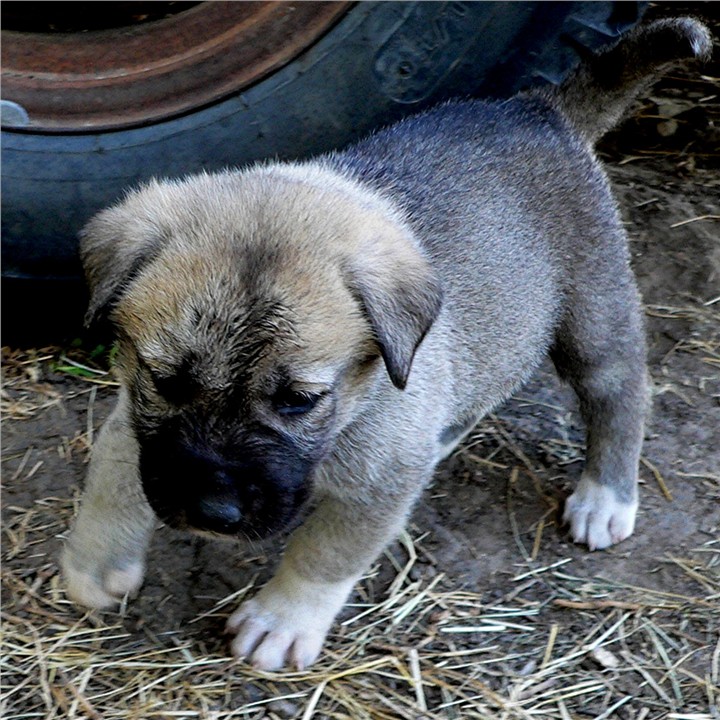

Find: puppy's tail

[548,17,712,144]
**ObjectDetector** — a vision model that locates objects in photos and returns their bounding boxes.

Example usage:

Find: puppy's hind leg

[61,389,157,608]
[552,272,649,550]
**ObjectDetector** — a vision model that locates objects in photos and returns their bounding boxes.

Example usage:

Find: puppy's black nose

[196,494,242,533]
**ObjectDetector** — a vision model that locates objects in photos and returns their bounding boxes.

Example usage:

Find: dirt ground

[2,14,719,720]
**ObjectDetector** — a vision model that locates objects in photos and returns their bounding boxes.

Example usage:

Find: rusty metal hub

[1,1,350,132]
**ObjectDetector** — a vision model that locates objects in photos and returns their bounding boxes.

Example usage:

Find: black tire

[1,1,645,342]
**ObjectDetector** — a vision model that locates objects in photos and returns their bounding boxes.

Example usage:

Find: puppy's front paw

[61,544,145,610]
[226,573,353,671]
[563,477,638,551]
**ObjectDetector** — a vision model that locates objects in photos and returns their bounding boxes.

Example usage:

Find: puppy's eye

[148,370,195,406]
[272,388,324,416]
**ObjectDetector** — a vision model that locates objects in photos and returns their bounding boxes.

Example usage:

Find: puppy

[61,19,711,670]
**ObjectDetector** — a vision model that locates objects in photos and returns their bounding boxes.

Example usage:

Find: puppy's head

[81,166,441,539]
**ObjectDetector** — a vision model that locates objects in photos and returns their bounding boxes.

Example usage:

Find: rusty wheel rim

[1,1,351,132]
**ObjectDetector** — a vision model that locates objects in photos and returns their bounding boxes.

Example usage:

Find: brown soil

[2,14,718,719]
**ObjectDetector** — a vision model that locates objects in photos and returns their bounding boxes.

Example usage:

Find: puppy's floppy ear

[345,219,442,390]
[80,201,163,327]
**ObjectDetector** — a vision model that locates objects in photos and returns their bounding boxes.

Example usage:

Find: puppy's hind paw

[61,546,145,610]
[563,477,638,551]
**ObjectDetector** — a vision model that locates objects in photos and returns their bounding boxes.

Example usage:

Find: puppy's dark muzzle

[139,436,311,539]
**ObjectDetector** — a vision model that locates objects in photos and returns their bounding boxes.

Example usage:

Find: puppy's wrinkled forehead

[112,173,371,383]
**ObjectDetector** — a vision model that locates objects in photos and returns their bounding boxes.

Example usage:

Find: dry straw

[2,338,718,719]
[2,508,718,718]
